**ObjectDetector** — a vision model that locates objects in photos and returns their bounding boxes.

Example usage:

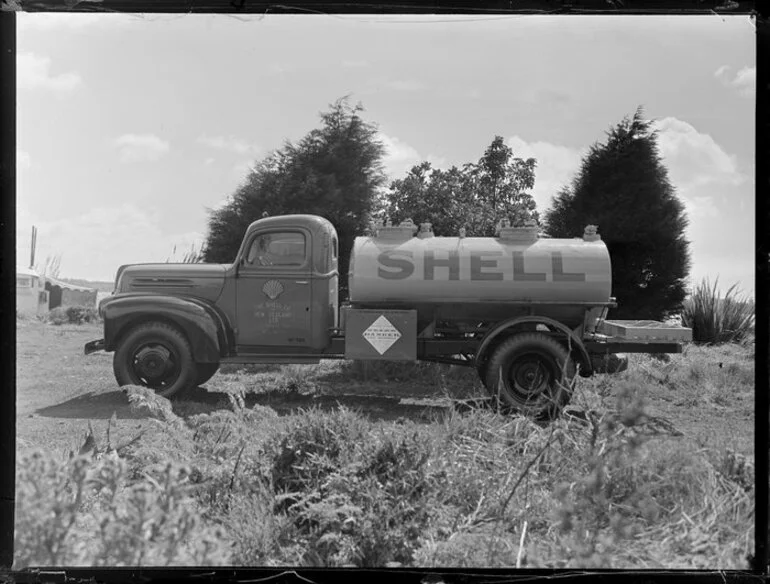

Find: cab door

[235,228,312,349]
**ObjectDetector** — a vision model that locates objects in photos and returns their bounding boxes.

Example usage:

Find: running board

[221,355,324,365]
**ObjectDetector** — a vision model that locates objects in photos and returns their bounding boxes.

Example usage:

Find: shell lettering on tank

[552,252,586,282]
[513,252,546,281]
[377,250,415,279]
[374,249,585,282]
[470,252,504,281]
[423,250,460,280]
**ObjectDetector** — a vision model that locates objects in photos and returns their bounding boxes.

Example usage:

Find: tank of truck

[348,226,612,308]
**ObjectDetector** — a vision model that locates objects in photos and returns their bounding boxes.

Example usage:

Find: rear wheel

[113,322,197,399]
[483,332,575,421]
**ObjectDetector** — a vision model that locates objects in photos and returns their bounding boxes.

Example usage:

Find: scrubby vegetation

[15,366,755,569]
[14,309,755,569]
[45,305,100,326]
[682,278,755,345]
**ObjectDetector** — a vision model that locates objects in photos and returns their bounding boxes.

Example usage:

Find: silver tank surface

[349,230,612,305]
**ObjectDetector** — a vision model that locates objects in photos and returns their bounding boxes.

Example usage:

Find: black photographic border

[1,2,766,582]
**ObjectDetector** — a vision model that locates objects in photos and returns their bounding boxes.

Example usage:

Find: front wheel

[113,322,198,398]
[483,332,575,421]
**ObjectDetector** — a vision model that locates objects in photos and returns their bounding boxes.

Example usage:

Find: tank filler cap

[497,217,539,243]
[417,222,434,239]
[373,217,419,240]
[583,225,601,242]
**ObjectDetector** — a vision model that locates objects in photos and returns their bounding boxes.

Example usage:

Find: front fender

[102,293,232,363]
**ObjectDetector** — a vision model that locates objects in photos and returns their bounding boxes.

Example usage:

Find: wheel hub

[511,358,549,394]
[134,345,173,381]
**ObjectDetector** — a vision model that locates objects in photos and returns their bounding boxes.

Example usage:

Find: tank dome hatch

[371,218,419,241]
[417,222,434,239]
[583,225,601,242]
[496,217,539,243]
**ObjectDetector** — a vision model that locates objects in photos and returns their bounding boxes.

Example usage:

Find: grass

[16,386,755,568]
[682,278,755,345]
[14,318,757,569]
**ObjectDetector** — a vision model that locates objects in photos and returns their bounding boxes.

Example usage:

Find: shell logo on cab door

[262,280,284,300]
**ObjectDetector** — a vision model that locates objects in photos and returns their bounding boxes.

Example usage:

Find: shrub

[14,450,230,567]
[47,306,69,325]
[46,305,100,325]
[271,407,373,495]
[271,420,444,567]
[682,278,755,345]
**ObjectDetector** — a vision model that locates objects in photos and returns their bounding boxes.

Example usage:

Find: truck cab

[227,214,339,351]
[86,215,339,397]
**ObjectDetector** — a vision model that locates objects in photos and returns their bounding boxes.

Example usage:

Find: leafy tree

[543,107,691,320]
[203,98,387,296]
[36,254,62,279]
[385,136,537,237]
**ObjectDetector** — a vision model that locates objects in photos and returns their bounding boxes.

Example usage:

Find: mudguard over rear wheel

[196,363,220,386]
[483,332,576,421]
[113,322,198,399]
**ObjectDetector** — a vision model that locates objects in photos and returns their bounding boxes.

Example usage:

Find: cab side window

[246,232,306,267]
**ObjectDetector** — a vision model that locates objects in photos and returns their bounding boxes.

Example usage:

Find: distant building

[16,266,48,316]
[45,277,98,310]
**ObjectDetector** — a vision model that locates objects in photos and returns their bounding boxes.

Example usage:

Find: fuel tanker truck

[85,214,691,420]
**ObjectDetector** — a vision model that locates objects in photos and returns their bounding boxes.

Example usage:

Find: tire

[483,332,576,421]
[113,322,198,399]
[196,363,220,386]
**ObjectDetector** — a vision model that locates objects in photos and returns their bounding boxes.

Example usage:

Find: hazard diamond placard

[344,309,417,361]
[363,316,402,355]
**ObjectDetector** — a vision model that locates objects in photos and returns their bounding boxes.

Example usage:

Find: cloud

[197,135,260,156]
[114,134,170,163]
[18,12,139,31]
[17,53,81,94]
[17,150,31,171]
[269,63,291,75]
[505,136,584,211]
[714,65,729,79]
[732,66,756,96]
[16,202,205,281]
[378,133,446,180]
[366,78,426,93]
[342,60,369,68]
[654,117,748,219]
[654,117,745,188]
[715,65,755,98]
[383,79,426,92]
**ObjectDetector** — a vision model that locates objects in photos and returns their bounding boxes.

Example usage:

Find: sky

[15,13,755,298]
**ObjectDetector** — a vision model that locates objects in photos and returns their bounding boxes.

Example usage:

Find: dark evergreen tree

[544,107,691,320]
[203,98,387,297]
